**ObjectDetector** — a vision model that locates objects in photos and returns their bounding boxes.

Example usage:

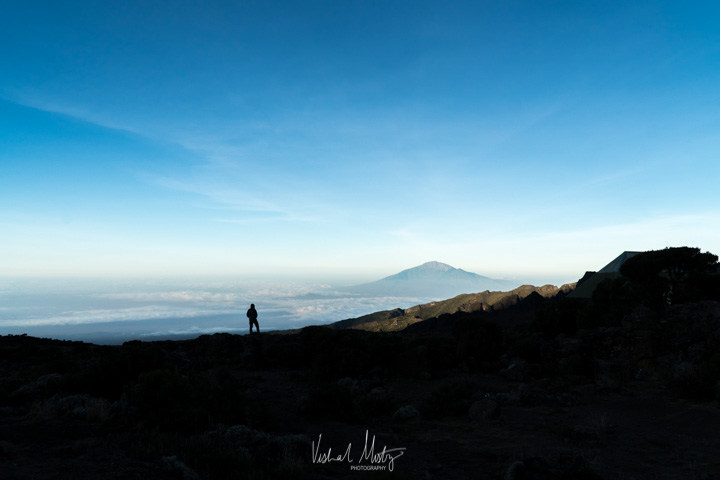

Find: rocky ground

[1,298,720,480]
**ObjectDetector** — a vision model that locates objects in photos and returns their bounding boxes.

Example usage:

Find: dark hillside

[405,290,552,335]
[331,283,574,332]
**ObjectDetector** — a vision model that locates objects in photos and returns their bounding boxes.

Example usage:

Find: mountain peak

[347,261,516,298]
[414,261,455,272]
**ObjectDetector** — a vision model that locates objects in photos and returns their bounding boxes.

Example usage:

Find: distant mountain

[343,261,516,298]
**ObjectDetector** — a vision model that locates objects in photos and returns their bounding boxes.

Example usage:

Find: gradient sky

[2,1,719,283]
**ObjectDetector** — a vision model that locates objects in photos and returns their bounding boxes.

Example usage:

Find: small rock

[495,392,521,406]
[504,461,523,480]
[337,377,356,389]
[392,405,419,422]
[368,387,388,403]
[595,373,620,392]
[161,456,199,480]
[223,425,268,449]
[556,337,583,356]
[572,424,596,439]
[673,361,697,379]
[351,384,364,398]
[360,377,383,392]
[500,358,528,381]
[294,394,309,413]
[468,398,499,421]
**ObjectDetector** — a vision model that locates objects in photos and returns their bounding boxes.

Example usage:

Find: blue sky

[2,0,719,283]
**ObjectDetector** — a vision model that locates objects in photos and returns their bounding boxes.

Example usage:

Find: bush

[305,382,355,422]
[669,352,720,400]
[63,343,167,400]
[621,247,719,307]
[130,368,246,433]
[534,299,583,336]
[126,429,252,480]
[559,353,594,379]
[300,327,379,380]
[420,378,480,420]
[507,336,543,363]
[304,378,395,423]
[585,278,635,328]
[452,315,503,370]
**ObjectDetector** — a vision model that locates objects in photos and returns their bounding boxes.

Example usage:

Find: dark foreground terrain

[2,248,720,479]
[2,303,720,479]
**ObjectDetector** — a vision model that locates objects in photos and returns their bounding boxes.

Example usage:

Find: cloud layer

[0,279,434,336]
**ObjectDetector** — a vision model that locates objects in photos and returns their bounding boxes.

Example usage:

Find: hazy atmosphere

[3,4,720,478]
[2,0,719,282]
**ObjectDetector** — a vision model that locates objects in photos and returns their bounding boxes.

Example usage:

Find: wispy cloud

[155,177,280,213]
[7,95,144,137]
[212,216,320,224]
[6,97,319,225]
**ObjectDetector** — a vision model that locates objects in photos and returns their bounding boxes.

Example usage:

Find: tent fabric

[568,251,641,299]
[597,251,642,274]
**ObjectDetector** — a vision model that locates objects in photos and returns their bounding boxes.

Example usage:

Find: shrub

[126,430,251,480]
[452,315,503,369]
[63,343,167,400]
[559,353,594,379]
[420,378,480,420]
[130,368,245,433]
[305,382,355,422]
[670,352,720,400]
[300,327,377,380]
[507,336,543,363]
[534,299,583,336]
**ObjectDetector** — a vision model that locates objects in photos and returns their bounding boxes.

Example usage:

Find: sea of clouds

[0,278,434,344]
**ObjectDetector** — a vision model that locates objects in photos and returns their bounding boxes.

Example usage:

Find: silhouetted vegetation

[420,378,480,419]
[534,298,585,335]
[534,247,720,336]
[452,313,503,371]
[621,246,719,306]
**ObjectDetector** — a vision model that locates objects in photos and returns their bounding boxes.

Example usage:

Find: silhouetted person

[247,303,259,334]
